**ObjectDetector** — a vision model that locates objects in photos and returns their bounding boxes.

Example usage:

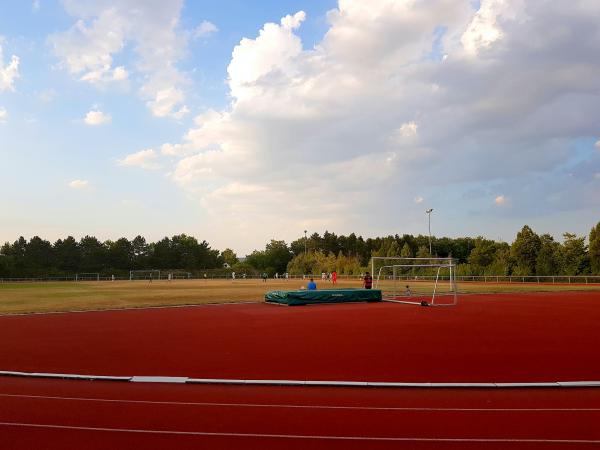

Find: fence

[375,274,600,284]
[1,274,600,284]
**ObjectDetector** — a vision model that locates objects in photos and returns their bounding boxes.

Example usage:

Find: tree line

[1,222,599,278]
[0,234,221,278]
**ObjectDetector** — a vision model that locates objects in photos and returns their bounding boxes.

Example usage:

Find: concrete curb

[2,371,600,388]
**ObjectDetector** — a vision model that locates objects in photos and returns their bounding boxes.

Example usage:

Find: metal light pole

[304,230,308,255]
[426,209,433,256]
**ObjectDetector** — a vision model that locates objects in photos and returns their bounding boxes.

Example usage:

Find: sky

[1,0,599,255]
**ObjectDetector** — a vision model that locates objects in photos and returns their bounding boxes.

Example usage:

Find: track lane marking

[1,422,600,443]
[1,393,599,412]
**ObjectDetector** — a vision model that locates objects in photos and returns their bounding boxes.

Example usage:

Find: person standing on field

[363,271,373,289]
[307,278,317,290]
[332,270,338,285]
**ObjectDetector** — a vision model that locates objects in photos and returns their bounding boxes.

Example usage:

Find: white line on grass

[1,393,599,412]
[1,422,600,443]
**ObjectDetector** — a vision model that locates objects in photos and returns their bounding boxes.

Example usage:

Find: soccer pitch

[0,278,598,314]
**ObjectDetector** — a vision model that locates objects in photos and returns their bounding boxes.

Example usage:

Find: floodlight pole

[426,208,434,256]
[304,230,308,255]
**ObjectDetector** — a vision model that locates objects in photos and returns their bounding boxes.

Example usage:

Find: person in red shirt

[332,270,338,285]
[363,272,373,289]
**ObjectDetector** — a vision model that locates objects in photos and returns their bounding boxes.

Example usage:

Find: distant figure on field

[404,285,412,296]
[332,271,338,285]
[363,271,373,289]
[275,272,279,279]
[321,272,326,281]
[168,273,172,282]
[262,272,268,282]
[243,273,246,279]
[111,275,115,282]
[232,272,236,280]
[285,272,289,280]
[307,278,317,290]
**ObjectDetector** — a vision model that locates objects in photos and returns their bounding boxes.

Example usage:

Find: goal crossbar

[129,270,161,281]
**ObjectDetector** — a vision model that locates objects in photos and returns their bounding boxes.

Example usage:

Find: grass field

[0,278,599,314]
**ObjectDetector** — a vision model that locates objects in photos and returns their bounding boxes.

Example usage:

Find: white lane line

[1,393,599,412]
[1,422,600,443]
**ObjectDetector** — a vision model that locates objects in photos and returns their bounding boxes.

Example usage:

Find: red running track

[1,291,600,449]
[1,292,599,382]
[1,377,600,449]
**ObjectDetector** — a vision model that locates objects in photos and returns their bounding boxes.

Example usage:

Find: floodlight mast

[426,208,434,255]
[304,230,308,255]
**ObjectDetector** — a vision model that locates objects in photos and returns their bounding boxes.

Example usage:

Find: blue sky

[1,0,599,255]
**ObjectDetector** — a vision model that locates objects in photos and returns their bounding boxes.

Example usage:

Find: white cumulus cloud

[68,179,89,189]
[144,0,600,251]
[49,1,188,118]
[194,20,218,39]
[0,107,7,123]
[0,42,20,91]
[84,109,111,125]
[118,149,160,170]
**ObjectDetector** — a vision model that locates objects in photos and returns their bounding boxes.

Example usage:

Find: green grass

[0,278,598,314]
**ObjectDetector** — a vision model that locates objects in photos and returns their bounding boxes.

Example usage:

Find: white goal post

[75,273,100,281]
[129,270,161,281]
[371,257,458,306]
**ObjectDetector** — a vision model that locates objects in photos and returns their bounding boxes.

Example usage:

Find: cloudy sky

[1,0,599,255]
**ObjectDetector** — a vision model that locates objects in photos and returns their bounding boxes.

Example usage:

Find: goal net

[371,257,458,306]
[129,270,161,281]
[75,273,100,281]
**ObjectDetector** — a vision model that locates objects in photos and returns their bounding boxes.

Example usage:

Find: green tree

[589,222,600,274]
[221,248,239,266]
[54,236,80,272]
[468,237,496,268]
[560,232,588,275]
[386,241,400,257]
[510,225,541,275]
[536,234,561,276]
[79,236,107,272]
[400,242,413,259]
[416,245,431,258]
[131,235,150,268]
[246,240,292,274]
[487,242,511,275]
[107,238,134,270]
[264,240,293,274]
[24,236,54,274]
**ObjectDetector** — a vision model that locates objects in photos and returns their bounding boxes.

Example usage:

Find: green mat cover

[265,288,382,306]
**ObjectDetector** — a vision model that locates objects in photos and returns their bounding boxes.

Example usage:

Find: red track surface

[1,292,599,382]
[2,377,600,449]
[1,291,600,448]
